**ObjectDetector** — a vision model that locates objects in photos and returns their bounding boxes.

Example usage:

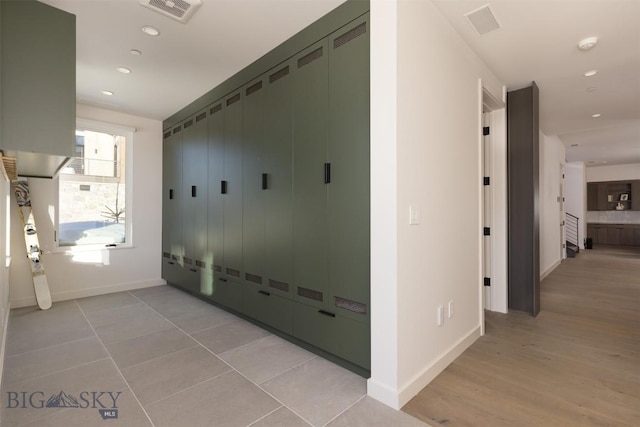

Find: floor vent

[465,4,501,36]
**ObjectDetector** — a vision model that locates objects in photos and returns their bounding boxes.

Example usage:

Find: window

[58,120,133,247]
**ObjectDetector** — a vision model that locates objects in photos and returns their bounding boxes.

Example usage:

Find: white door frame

[482,87,508,315]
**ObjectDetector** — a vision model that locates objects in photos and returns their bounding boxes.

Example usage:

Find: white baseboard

[368,325,482,410]
[0,303,11,391]
[540,259,562,281]
[10,278,167,308]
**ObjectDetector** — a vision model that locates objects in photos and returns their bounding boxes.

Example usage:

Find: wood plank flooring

[403,245,640,426]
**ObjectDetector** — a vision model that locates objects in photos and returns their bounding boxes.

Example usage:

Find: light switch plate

[409,205,420,225]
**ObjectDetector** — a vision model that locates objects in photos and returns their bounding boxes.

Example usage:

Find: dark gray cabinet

[207,102,225,277]
[1,0,75,177]
[242,76,267,288]
[223,91,244,281]
[291,17,370,369]
[292,39,330,310]
[327,17,370,323]
[241,62,296,333]
[181,110,209,294]
[161,7,370,373]
[162,124,185,285]
[263,61,295,299]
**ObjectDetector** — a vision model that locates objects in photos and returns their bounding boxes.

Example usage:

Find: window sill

[50,244,134,255]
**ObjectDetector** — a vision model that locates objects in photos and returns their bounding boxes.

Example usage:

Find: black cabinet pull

[221,180,227,194]
[169,189,174,200]
[258,290,271,296]
[324,163,331,184]
[262,173,268,190]
[219,277,228,282]
[192,185,197,197]
[190,268,197,273]
[318,309,335,318]
[168,261,175,265]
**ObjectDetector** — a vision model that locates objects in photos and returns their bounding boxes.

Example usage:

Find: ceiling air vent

[464,4,501,36]
[139,0,201,24]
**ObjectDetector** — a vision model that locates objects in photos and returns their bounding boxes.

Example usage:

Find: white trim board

[10,279,166,308]
[367,325,482,409]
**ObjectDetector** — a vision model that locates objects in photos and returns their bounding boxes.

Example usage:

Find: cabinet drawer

[183,265,212,295]
[242,282,293,335]
[293,302,370,370]
[162,258,185,287]
[207,275,242,312]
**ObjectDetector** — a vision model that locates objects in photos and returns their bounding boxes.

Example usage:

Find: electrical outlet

[437,305,444,326]
[448,300,454,319]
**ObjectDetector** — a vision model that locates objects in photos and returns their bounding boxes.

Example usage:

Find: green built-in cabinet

[162,10,370,373]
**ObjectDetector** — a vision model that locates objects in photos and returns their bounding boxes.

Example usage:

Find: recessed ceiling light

[142,25,160,36]
[116,67,131,74]
[101,90,114,96]
[584,70,598,77]
[577,36,598,51]
[586,87,597,92]
[588,161,596,164]
[602,161,607,164]
[592,113,602,118]
[130,49,142,56]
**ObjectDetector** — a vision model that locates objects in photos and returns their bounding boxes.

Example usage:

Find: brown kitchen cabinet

[587,180,639,211]
[588,223,640,246]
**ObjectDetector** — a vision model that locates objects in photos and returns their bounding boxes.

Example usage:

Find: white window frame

[55,118,134,251]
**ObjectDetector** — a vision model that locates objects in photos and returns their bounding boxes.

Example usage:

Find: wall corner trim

[0,303,11,392]
[540,258,562,282]
[368,325,481,410]
[367,377,401,410]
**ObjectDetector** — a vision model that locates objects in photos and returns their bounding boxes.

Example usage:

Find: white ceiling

[432,0,640,166]
[41,0,639,166]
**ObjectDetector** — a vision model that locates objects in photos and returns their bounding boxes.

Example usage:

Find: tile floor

[1,285,428,427]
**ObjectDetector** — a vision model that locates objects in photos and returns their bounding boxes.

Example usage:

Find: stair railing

[565,212,579,250]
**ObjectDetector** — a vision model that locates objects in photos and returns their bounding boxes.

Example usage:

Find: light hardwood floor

[403,245,640,426]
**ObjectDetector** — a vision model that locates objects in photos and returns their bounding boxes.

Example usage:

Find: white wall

[369,0,504,410]
[586,163,640,182]
[9,104,164,307]
[0,170,10,385]
[564,162,586,249]
[539,131,566,278]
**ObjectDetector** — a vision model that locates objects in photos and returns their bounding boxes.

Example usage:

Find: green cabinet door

[1,1,75,157]
[207,102,225,283]
[327,16,370,321]
[182,109,209,293]
[264,61,295,299]
[242,77,267,287]
[292,40,329,309]
[223,91,244,280]
[166,124,184,265]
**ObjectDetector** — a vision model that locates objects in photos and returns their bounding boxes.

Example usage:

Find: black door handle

[318,309,335,318]
[262,173,268,190]
[324,163,331,184]
[221,181,227,194]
